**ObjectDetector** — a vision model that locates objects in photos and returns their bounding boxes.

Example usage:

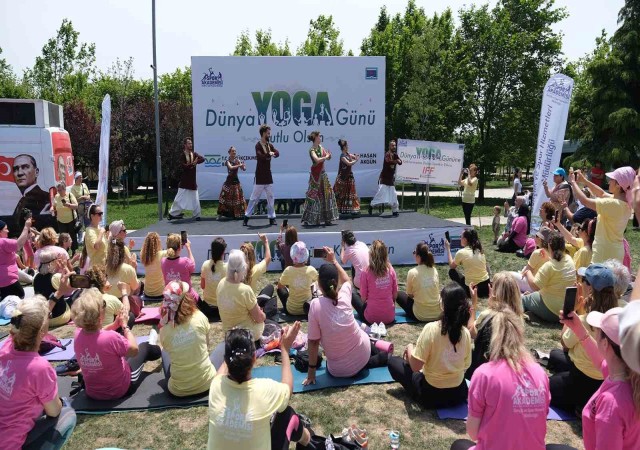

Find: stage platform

[128,212,466,273]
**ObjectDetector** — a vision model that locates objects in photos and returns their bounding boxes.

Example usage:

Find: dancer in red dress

[333,139,360,216]
[301,131,339,226]
[217,147,246,219]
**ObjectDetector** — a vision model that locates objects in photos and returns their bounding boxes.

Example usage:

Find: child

[492,206,501,244]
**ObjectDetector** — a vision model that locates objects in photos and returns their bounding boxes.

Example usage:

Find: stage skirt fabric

[302,169,339,225]
[217,176,246,219]
[170,188,201,217]
[334,174,360,214]
[370,184,399,210]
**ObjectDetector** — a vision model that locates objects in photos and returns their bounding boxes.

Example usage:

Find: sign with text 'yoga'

[191,56,386,200]
[395,139,465,186]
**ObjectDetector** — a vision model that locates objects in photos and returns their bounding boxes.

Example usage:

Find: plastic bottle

[390,430,400,449]
[325,436,335,450]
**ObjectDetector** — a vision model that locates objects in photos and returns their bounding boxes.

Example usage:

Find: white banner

[131,227,465,275]
[531,74,574,231]
[95,95,111,227]
[191,56,386,199]
[396,139,465,185]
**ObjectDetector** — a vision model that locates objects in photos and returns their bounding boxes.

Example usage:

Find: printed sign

[395,139,465,186]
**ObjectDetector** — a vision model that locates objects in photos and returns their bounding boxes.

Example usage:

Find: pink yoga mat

[134,307,161,324]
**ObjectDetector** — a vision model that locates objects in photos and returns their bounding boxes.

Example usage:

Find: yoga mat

[436,402,576,422]
[252,364,394,393]
[134,307,161,324]
[0,318,9,326]
[275,310,308,324]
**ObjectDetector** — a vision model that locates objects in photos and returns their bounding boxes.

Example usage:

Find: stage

[128,212,466,274]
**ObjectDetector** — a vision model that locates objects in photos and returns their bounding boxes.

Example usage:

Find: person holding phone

[51,181,79,252]
[84,204,108,269]
[0,218,33,299]
[161,233,198,301]
[300,131,339,226]
[395,241,440,322]
[458,164,479,225]
[340,230,369,290]
[445,229,490,298]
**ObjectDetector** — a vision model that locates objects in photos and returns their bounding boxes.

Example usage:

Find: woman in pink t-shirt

[0,218,32,299]
[161,233,198,300]
[340,230,369,290]
[352,240,398,325]
[497,204,530,253]
[303,247,388,385]
[71,288,161,400]
[450,309,550,450]
[0,298,76,450]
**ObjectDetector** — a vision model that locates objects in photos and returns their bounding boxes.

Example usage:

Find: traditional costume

[301,146,339,225]
[244,141,279,225]
[333,152,360,215]
[169,150,204,220]
[217,157,246,219]
[370,150,402,215]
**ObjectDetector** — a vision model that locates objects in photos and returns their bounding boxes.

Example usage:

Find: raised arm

[570,174,597,211]
[279,322,301,394]
[323,246,349,284]
[15,218,33,249]
[258,233,271,264]
[576,170,606,198]
[553,214,578,246]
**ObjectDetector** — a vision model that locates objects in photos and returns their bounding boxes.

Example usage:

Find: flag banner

[96,95,111,227]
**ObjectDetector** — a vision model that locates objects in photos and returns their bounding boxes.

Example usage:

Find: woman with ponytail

[207,323,316,450]
[105,237,139,299]
[388,283,471,408]
[159,281,216,397]
[396,241,440,322]
[554,216,596,271]
[303,247,388,386]
[140,232,166,300]
[333,138,360,215]
[216,249,266,345]
[0,297,77,450]
[161,233,198,300]
[522,231,576,322]
[446,228,490,298]
[450,309,550,450]
[241,234,278,317]
[198,237,227,321]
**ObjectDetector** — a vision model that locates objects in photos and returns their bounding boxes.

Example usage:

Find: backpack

[39,333,66,355]
[293,349,323,372]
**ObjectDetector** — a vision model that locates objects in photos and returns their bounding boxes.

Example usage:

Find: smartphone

[563,286,578,315]
[445,231,451,243]
[282,219,288,228]
[554,210,559,222]
[180,230,188,245]
[312,248,327,258]
[70,274,92,289]
[104,225,110,232]
[61,198,67,205]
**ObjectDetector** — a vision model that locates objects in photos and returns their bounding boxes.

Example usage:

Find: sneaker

[370,323,380,338]
[378,323,387,337]
[56,358,80,376]
[148,329,159,346]
[243,216,249,226]
[392,211,399,217]
[270,218,277,226]
[194,216,201,221]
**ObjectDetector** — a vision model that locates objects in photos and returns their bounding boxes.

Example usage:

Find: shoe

[378,323,387,337]
[370,323,380,338]
[243,216,249,226]
[194,217,201,221]
[56,358,80,376]
[325,221,332,226]
[270,218,277,226]
[148,329,159,346]
[368,205,373,215]
[392,211,399,217]
[167,213,184,220]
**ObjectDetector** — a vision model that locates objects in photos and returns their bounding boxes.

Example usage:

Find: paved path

[400,187,514,198]
[448,216,504,227]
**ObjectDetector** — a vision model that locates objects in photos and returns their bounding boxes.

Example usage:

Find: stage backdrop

[395,139,465,185]
[191,56,386,200]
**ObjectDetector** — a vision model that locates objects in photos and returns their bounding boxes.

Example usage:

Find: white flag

[95,95,111,227]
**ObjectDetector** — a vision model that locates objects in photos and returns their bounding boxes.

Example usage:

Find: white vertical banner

[531,74,574,232]
[95,94,111,227]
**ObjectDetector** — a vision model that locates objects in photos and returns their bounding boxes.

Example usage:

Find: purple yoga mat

[436,402,576,421]
[134,307,161,323]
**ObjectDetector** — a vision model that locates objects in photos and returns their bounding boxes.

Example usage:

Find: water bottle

[390,430,400,449]
[325,436,335,450]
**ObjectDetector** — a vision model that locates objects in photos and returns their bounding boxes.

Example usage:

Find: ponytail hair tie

[111,239,117,244]
[10,310,23,328]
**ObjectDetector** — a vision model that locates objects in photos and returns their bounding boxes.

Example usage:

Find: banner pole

[426,183,430,214]
[401,183,405,211]
[152,0,163,221]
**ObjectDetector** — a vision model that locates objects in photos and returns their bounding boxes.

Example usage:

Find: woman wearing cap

[69,172,91,229]
[51,181,78,252]
[140,232,166,301]
[72,288,161,400]
[543,167,572,215]
[522,231,576,322]
[303,247,389,385]
[217,249,266,346]
[198,237,227,322]
[509,226,551,292]
[207,323,316,450]
[159,280,216,397]
[388,283,471,408]
[548,264,619,413]
[352,239,398,325]
[450,309,549,450]
[396,241,440,322]
[109,220,137,269]
[570,166,634,264]
[459,164,479,226]
[445,229,490,298]
[555,217,597,271]
[161,233,198,301]
[496,204,530,253]
[277,241,318,317]
[0,298,77,449]
[0,217,33,299]
[561,306,640,450]
[84,204,108,269]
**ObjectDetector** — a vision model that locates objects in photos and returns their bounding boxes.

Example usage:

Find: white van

[0,99,75,234]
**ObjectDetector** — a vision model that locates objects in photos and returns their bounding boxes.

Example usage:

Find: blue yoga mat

[0,318,9,326]
[436,402,576,421]
[252,364,394,393]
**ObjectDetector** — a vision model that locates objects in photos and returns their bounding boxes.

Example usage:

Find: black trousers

[277,286,311,316]
[449,269,490,298]
[57,220,78,252]
[497,237,521,253]
[197,299,221,322]
[395,292,418,321]
[549,352,603,413]
[0,280,25,299]
[257,284,278,319]
[271,406,306,450]
[126,342,161,392]
[462,202,474,226]
[388,356,467,409]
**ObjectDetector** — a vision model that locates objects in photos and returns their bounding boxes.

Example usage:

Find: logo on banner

[204,154,223,168]
[546,79,572,100]
[365,67,378,80]
[0,155,14,182]
[202,68,223,87]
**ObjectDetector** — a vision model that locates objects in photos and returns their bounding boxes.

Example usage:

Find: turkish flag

[0,155,14,182]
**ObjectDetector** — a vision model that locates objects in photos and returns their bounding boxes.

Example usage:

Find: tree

[233,29,291,56]
[26,19,96,103]
[0,46,34,98]
[297,15,345,56]
[63,100,100,171]
[160,67,192,103]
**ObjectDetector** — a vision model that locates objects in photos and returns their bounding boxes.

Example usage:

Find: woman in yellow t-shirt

[458,163,478,225]
[84,265,133,329]
[388,282,471,408]
[510,226,552,292]
[555,217,597,271]
[105,238,140,314]
[198,237,227,322]
[52,181,79,252]
[84,204,108,268]
[140,232,166,301]
[241,234,276,316]
[570,166,634,263]
[548,264,618,412]
[159,280,217,397]
[396,241,441,322]
[277,241,318,317]
[446,228,490,298]
[207,324,314,450]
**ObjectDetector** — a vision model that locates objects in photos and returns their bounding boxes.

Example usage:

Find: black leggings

[549,351,603,413]
[257,284,278,319]
[351,290,369,324]
[448,269,490,298]
[271,406,306,450]
[277,286,311,316]
[126,342,161,393]
[497,237,521,253]
[451,441,577,450]
[395,292,417,321]
[0,280,25,299]
[462,202,474,226]
[197,299,221,322]
[387,355,467,408]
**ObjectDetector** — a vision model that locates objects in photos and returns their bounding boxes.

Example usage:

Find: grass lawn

[5,201,639,448]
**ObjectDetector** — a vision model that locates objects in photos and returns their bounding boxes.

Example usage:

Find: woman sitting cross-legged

[446,229,490,298]
[508,226,552,293]
[71,288,161,400]
[207,323,316,450]
[198,237,227,322]
[465,271,524,379]
[277,241,318,317]
[521,231,576,322]
[84,265,135,330]
[450,309,550,450]
[217,250,267,347]
[161,234,198,301]
[396,241,441,322]
[0,297,77,450]
[139,232,167,301]
[241,234,277,316]
[351,239,398,325]
[303,247,389,385]
[387,282,471,409]
[554,216,596,272]
[496,204,530,253]
[159,281,217,397]
[105,237,140,304]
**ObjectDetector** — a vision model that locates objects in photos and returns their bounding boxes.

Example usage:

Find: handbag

[294,349,323,372]
[39,333,66,355]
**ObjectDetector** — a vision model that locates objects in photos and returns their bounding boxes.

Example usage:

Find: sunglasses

[93,211,104,216]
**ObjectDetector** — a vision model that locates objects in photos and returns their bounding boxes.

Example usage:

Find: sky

[0,0,625,79]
